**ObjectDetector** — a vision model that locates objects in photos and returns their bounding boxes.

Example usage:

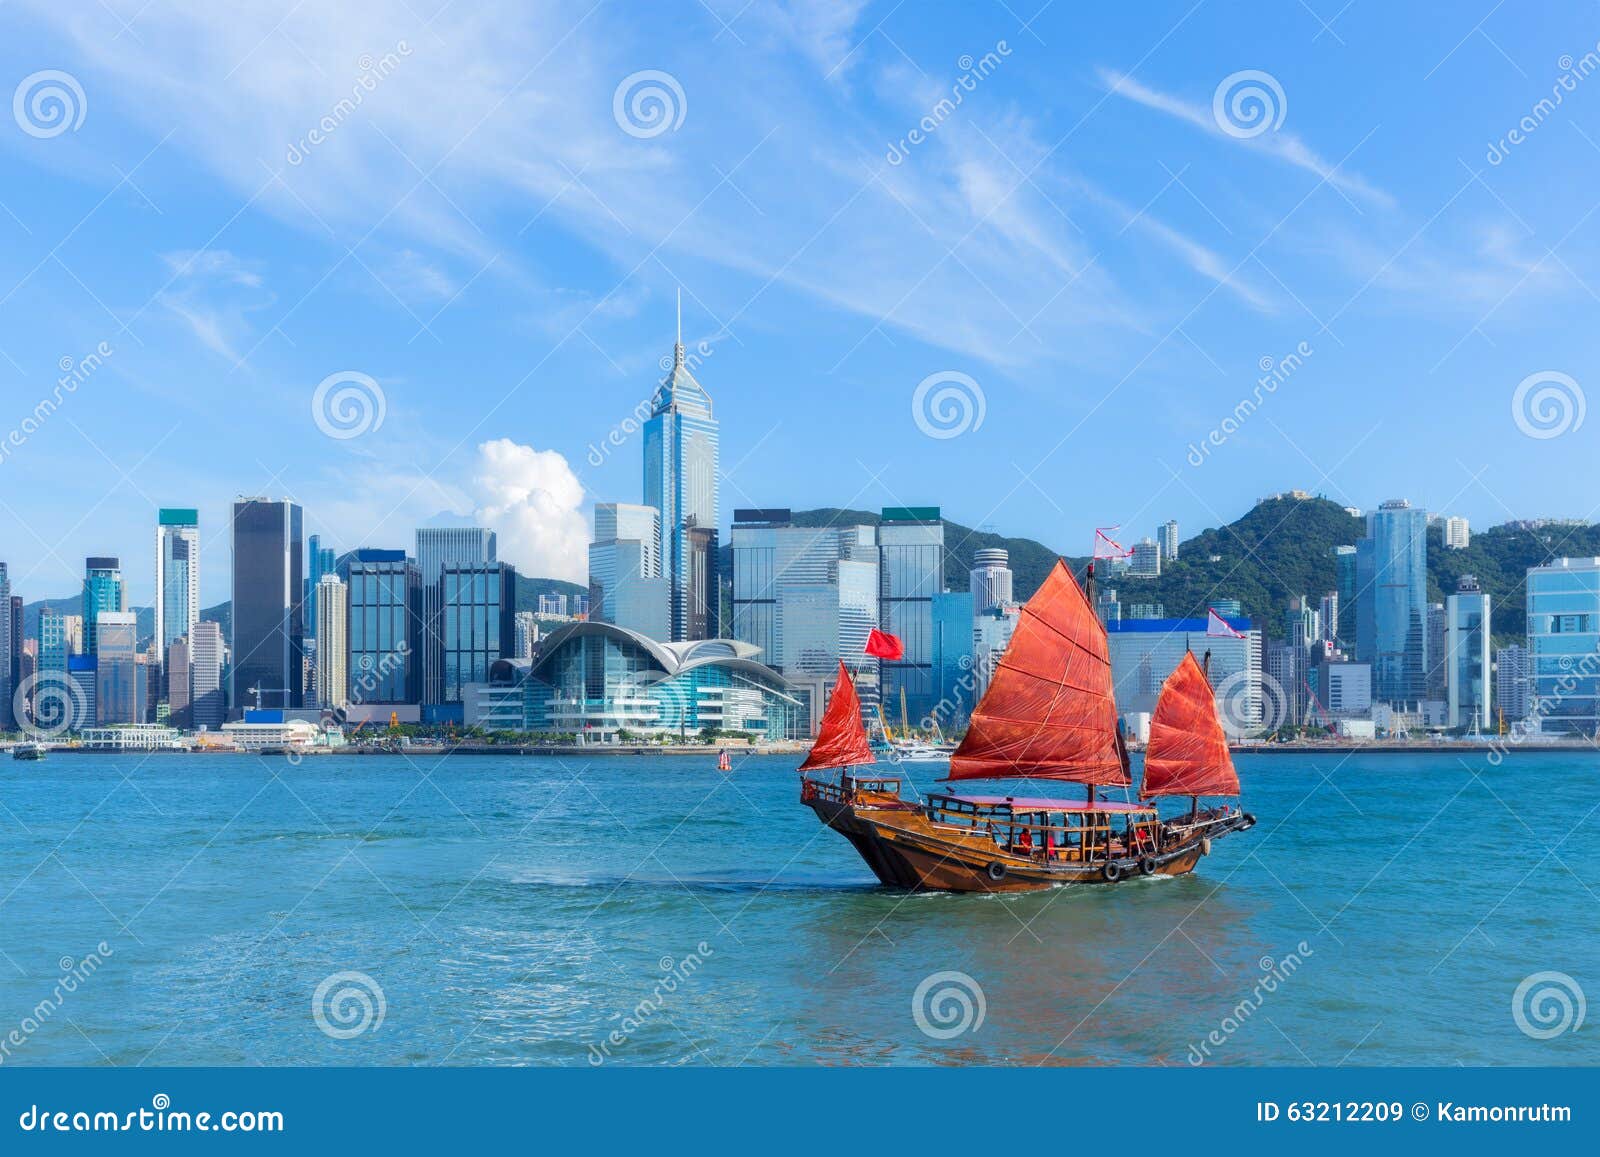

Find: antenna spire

[674,288,685,369]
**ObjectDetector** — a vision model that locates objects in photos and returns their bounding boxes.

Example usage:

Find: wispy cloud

[1098,68,1394,211]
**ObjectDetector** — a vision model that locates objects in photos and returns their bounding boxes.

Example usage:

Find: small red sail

[1141,651,1241,799]
[798,662,875,771]
[947,559,1129,786]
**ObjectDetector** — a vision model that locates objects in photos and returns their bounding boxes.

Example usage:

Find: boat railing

[800,775,903,806]
[923,799,1163,864]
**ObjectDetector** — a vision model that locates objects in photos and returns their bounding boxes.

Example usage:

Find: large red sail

[947,559,1129,786]
[798,662,875,771]
[1141,651,1240,798]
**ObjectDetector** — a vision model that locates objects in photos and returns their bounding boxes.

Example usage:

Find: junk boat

[799,560,1255,892]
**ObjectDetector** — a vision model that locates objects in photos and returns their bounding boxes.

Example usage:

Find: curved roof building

[464,621,803,740]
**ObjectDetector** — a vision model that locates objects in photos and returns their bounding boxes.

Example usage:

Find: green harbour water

[0,750,1595,1067]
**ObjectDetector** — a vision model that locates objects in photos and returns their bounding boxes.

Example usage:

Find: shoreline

[6,740,1593,757]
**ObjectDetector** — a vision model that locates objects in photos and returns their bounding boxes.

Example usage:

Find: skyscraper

[512,611,538,661]
[878,507,944,724]
[166,637,192,729]
[82,557,124,657]
[1444,516,1470,550]
[155,508,200,653]
[188,621,225,730]
[589,502,670,640]
[346,552,420,704]
[1158,520,1180,562]
[1318,592,1339,644]
[1525,557,1600,735]
[95,611,139,724]
[230,498,304,712]
[1495,643,1531,723]
[438,561,515,703]
[304,533,337,643]
[315,574,349,711]
[969,548,1013,614]
[1355,499,1429,704]
[416,526,497,706]
[1446,575,1491,731]
[643,295,719,642]
[38,612,82,678]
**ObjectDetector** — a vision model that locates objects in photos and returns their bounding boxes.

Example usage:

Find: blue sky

[3,1,1600,606]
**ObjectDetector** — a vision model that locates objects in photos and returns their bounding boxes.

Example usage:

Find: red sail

[798,662,875,771]
[1141,651,1240,798]
[948,559,1129,786]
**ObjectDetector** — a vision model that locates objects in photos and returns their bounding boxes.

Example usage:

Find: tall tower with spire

[643,290,720,641]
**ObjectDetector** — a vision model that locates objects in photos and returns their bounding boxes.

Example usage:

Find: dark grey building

[347,553,421,705]
[230,498,304,712]
[438,561,516,704]
[416,526,497,707]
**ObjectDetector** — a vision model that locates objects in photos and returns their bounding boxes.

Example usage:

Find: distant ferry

[887,742,955,763]
[12,742,46,761]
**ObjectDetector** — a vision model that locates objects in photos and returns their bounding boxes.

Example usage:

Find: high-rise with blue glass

[416,526,498,705]
[643,296,719,642]
[1526,557,1600,736]
[82,557,125,657]
[1355,499,1429,704]
[155,509,200,653]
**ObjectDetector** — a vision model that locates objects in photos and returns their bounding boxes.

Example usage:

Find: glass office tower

[1526,557,1600,735]
[878,507,944,726]
[347,553,420,704]
[1355,499,1429,703]
[439,561,515,703]
[1445,575,1491,731]
[643,318,719,642]
[82,557,125,657]
[155,508,200,652]
[416,526,497,705]
[230,499,304,711]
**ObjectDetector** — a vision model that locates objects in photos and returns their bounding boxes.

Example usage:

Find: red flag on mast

[864,628,904,660]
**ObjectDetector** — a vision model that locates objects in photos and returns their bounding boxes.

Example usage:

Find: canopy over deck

[937,793,1156,814]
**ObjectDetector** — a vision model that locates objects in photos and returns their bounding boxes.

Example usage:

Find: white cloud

[471,438,589,582]
[1098,69,1394,211]
[156,248,274,361]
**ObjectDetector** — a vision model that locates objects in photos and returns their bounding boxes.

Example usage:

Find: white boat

[11,742,46,761]
[888,742,955,763]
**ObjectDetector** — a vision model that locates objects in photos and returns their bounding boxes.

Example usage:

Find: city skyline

[5,6,1600,606]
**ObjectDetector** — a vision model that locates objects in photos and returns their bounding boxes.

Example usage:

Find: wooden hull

[804,790,1253,893]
